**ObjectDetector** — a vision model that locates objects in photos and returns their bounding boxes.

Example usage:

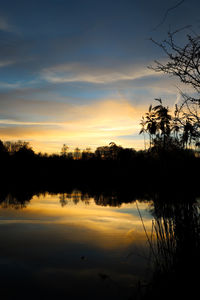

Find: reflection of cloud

[0,193,153,249]
[0,193,152,297]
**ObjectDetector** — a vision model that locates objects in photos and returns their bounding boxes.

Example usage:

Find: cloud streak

[41,63,157,84]
[0,16,13,32]
[0,98,145,152]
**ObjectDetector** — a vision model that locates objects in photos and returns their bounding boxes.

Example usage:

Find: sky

[0,0,200,153]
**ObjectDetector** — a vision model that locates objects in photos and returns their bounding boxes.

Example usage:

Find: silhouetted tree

[82,147,94,160]
[95,145,110,159]
[61,144,69,156]
[150,31,200,95]
[0,140,8,155]
[4,140,32,154]
[150,30,200,149]
[143,105,157,148]
[95,143,124,160]
[140,97,200,152]
[73,147,81,159]
[139,116,147,150]
[108,142,123,160]
[153,99,172,149]
[140,100,173,150]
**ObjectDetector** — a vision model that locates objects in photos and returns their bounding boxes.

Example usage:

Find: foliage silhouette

[0,137,199,194]
[140,192,200,300]
[149,29,200,150]
[139,98,200,151]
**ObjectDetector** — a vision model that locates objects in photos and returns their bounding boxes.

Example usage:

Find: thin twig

[153,0,185,31]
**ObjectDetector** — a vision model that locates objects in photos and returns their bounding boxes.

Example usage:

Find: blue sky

[0,0,200,153]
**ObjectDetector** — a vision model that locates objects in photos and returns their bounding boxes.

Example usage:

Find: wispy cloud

[0,60,15,68]
[0,17,11,31]
[41,63,157,84]
[0,81,22,89]
[0,119,62,126]
[0,16,16,33]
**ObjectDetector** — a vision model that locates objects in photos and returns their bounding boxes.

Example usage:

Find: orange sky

[0,0,198,153]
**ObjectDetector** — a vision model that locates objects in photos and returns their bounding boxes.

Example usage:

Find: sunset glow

[0,192,153,249]
[0,0,198,153]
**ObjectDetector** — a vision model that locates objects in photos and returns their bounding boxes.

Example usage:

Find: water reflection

[141,194,200,300]
[0,191,33,209]
[0,192,153,250]
[0,188,151,209]
[0,189,199,299]
[0,190,154,300]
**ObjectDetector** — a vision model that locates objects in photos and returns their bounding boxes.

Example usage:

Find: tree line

[0,139,140,161]
[0,136,198,163]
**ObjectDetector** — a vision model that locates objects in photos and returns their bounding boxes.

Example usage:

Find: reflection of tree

[94,193,127,207]
[72,190,81,205]
[0,191,33,209]
[0,189,140,209]
[56,188,151,208]
[92,190,149,207]
[57,189,144,207]
[143,195,200,299]
[59,193,68,207]
[58,191,91,207]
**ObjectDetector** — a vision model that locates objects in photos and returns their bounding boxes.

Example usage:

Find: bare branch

[153,0,185,31]
[150,32,200,93]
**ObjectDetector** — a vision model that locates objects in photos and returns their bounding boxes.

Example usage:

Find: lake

[0,189,199,299]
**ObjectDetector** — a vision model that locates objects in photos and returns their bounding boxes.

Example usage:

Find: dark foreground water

[0,190,199,300]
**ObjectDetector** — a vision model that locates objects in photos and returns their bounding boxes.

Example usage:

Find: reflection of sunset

[0,193,153,249]
[0,2,198,299]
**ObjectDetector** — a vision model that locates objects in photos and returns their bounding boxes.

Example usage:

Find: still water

[0,191,154,300]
